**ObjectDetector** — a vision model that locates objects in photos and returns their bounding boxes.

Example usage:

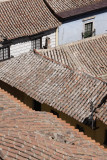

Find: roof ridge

[35,49,107,84]
[43,0,62,21]
[34,49,74,71]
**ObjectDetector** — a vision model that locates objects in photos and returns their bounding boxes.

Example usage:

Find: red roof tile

[0,88,107,159]
[0,0,61,41]
[0,50,106,125]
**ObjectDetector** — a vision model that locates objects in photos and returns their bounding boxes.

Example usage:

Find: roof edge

[34,49,107,84]
[0,87,106,151]
[34,49,74,71]
[43,0,63,21]
[57,0,107,19]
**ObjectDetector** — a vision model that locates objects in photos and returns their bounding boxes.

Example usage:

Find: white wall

[10,29,56,57]
[58,10,107,45]
[10,41,31,57]
[42,29,56,48]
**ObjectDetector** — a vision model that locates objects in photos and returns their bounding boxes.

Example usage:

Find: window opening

[31,38,42,50]
[0,47,10,61]
[84,22,93,38]
[82,22,95,38]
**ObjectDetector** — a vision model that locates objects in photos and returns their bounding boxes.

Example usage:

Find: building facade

[44,0,107,45]
[0,0,60,61]
[58,10,107,45]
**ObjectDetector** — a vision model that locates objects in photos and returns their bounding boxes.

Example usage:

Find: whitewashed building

[45,0,107,45]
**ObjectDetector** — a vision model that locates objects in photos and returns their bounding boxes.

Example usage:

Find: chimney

[44,37,51,49]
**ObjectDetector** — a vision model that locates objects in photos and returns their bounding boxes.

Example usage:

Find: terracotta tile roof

[0,88,107,159]
[96,100,107,125]
[0,0,60,41]
[0,51,107,125]
[44,0,107,19]
[40,34,107,82]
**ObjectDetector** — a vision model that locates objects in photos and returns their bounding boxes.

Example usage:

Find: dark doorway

[33,100,41,111]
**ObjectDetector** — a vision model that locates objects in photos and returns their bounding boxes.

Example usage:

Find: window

[31,38,42,50]
[85,22,93,37]
[0,47,10,61]
[82,22,95,38]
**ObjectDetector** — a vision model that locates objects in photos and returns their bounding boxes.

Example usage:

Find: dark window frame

[0,46,10,62]
[85,22,93,32]
[82,22,95,38]
[31,37,42,50]
[84,22,93,38]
